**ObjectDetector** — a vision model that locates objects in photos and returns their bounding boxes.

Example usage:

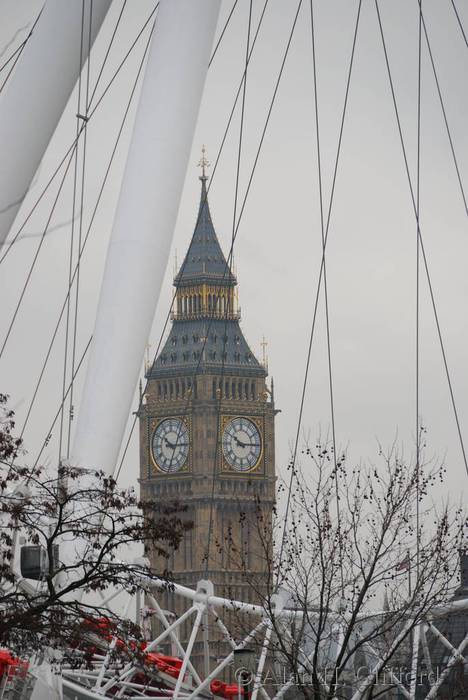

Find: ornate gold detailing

[172,283,240,321]
[261,336,268,372]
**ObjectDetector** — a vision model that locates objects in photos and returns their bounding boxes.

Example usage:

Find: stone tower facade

[139,169,276,607]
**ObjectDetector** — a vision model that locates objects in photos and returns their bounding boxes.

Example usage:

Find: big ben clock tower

[139,155,276,606]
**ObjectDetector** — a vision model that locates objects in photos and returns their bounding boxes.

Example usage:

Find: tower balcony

[170,308,241,322]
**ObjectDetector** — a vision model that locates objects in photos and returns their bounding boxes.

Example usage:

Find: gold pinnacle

[261,336,268,369]
[198,144,210,178]
[145,342,151,372]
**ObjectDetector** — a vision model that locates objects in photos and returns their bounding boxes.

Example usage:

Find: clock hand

[234,437,258,449]
[233,436,247,448]
[164,437,188,450]
[233,435,261,448]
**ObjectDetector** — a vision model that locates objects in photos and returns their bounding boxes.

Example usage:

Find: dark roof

[174,177,236,287]
[149,319,265,378]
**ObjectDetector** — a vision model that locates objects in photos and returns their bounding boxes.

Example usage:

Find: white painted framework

[40,575,466,700]
[1,571,466,699]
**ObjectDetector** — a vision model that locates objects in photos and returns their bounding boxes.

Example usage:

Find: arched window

[212,379,217,399]
[251,381,256,399]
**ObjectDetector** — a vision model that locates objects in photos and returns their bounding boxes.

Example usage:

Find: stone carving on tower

[139,154,276,612]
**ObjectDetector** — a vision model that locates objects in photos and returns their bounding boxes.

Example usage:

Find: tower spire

[174,154,236,287]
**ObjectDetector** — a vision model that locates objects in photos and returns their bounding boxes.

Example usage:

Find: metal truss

[1,550,467,699]
[51,577,468,700]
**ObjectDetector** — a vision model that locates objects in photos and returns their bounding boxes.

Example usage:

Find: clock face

[152,418,189,473]
[222,417,262,472]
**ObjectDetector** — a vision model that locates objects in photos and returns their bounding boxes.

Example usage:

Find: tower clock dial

[222,417,262,472]
[152,418,189,473]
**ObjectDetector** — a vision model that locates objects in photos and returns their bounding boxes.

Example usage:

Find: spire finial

[198,144,210,180]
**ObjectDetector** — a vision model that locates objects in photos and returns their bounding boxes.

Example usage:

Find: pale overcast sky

[0,0,467,505]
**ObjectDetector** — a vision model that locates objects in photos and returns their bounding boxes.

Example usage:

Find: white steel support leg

[212,608,237,648]
[424,631,468,699]
[409,623,421,699]
[202,609,211,680]
[426,621,468,663]
[350,619,415,700]
[99,605,197,694]
[95,595,132,691]
[72,0,221,477]
[0,0,112,245]
[420,625,435,687]
[251,623,272,700]
[272,627,330,700]
[147,594,203,687]
[210,609,272,700]
[355,635,410,699]
[186,621,267,700]
[145,605,197,654]
[172,604,205,700]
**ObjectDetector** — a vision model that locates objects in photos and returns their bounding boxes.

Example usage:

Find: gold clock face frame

[221,416,263,473]
[150,417,190,474]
